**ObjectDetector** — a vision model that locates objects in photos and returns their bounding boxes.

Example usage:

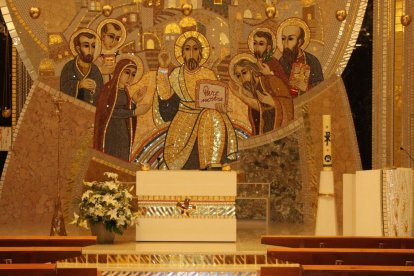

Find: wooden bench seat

[0,246,83,263]
[261,265,302,276]
[261,235,414,249]
[0,236,96,247]
[261,265,414,276]
[0,264,100,276]
[0,263,56,276]
[303,264,414,274]
[267,247,414,266]
[57,267,100,276]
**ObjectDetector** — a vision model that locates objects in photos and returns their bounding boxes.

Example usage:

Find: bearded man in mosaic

[248,28,289,86]
[60,29,103,105]
[156,31,237,170]
[230,54,293,135]
[278,18,324,97]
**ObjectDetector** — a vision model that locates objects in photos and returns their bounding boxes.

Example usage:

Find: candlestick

[323,115,332,171]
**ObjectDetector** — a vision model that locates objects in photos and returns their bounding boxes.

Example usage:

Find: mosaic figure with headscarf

[93,56,149,161]
[156,31,238,170]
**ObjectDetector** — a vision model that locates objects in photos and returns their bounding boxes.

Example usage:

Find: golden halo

[97,19,127,53]
[276,17,311,53]
[117,54,144,84]
[228,53,257,84]
[69,28,102,62]
[174,31,210,66]
[248,27,277,54]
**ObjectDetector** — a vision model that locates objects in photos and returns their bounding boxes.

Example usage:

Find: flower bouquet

[71,172,137,241]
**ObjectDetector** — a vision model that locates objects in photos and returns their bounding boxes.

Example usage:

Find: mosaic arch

[0,0,366,231]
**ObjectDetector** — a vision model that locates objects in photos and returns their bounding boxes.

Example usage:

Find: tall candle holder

[315,114,338,235]
[50,97,67,236]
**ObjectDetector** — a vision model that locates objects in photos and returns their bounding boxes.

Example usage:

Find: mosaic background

[0,0,366,233]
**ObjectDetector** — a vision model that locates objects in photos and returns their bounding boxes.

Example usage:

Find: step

[57,241,288,274]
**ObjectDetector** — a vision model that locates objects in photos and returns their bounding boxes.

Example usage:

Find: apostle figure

[277,18,324,97]
[60,29,103,105]
[97,19,127,81]
[93,56,149,161]
[248,28,289,85]
[229,53,293,135]
[156,31,238,170]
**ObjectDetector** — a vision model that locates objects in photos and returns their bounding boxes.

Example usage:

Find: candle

[323,115,332,170]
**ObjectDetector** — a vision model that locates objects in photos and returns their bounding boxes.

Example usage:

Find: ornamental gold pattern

[198,110,226,169]
[137,195,236,201]
[138,195,236,219]
[6,0,48,52]
[137,203,236,218]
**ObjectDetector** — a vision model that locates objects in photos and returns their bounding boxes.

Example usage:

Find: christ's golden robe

[157,65,238,169]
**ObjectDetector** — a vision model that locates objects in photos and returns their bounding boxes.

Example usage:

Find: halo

[228,53,257,84]
[247,27,277,54]
[69,28,102,61]
[117,54,144,84]
[97,18,127,53]
[276,17,311,53]
[174,31,210,66]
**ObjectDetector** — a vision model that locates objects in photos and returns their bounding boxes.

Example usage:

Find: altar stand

[136,170,237,242]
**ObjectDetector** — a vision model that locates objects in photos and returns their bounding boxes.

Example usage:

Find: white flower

[78,219,89,229]
[69,212,80,225]
[83,181,95,188]
[73,171,137,235]
[108,209,118,220]
[104,172,118,180]
[81,190,93,201]
[103,181,118,191]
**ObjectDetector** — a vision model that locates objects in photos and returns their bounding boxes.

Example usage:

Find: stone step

[57,244,284,275]
[59,263,261,275]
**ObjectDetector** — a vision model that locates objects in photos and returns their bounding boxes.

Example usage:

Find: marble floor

[78,220,314,253]
[56,220,308,275]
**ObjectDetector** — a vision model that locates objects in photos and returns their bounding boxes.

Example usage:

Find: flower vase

[90,223,115,244]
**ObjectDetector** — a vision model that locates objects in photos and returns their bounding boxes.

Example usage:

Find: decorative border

[330,0,368,76]
[372,0,395,169]
[237,117,304,150]
[137,203,236,219]
[0,1,38,80]
[402,1,414,167]
[138,196,236,201]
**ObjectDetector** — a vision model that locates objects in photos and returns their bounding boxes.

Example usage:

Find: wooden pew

[302,265,414,275]
[0,236,96,247]
[267,247,414,266]
[0,236,99,274]
[261,235,414,249]
[263,236,414,274]
[0,263,56,276]
[57,267,100,276]
[0,246,83,263]
[0,264,100,276]
[260,265,414,276]
[261,265,302,276]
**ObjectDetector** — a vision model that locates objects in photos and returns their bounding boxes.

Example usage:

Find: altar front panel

[136,171,237,242]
